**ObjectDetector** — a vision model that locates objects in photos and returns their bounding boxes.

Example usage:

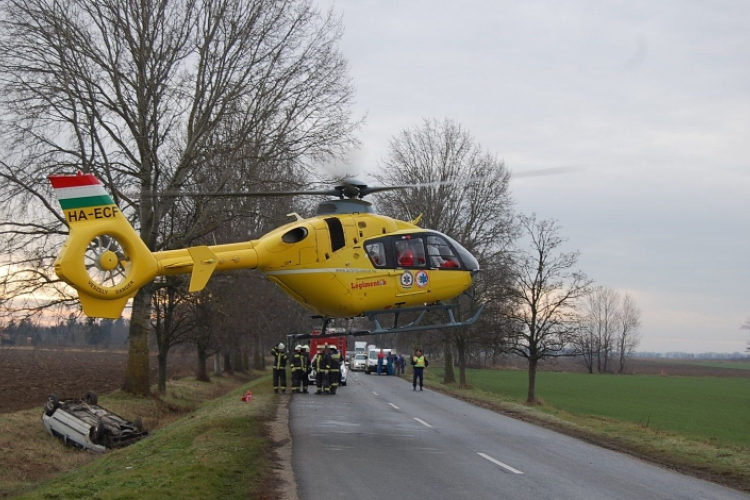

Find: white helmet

[278,342,285,350]
[295,345,302,350]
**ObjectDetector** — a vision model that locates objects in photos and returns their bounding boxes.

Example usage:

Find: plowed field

[0,347,195,414]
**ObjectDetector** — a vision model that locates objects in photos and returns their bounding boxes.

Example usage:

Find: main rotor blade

[364,165,587,194]
[158,188,340,198]
[511,165,587,178]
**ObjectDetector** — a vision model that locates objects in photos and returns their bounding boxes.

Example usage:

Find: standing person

[386,351,394,375]
[329,346,341,395]
[399,354,406,376]
[377,349,385,375]
[313,345,324,394]
[411,348,429,391]
[290,345,305,393]
[271,343,288,394]
[302,345,311,394]
[315,344,332,394]
[394,353,402,376]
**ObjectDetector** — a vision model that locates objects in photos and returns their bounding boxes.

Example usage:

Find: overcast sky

[318,0,750,354]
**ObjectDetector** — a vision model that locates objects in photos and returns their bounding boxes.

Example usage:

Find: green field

[430,368,750,448]
[686,361,750,371]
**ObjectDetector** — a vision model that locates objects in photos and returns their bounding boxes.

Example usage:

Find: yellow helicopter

[48,172,483,335]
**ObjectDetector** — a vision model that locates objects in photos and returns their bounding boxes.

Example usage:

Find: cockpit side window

[426,235,461,269]
[365,241,387,267]
[395,237,426,268]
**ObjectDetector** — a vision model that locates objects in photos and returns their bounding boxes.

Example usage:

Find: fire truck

[308,330,347,359]
[307,330,347,387]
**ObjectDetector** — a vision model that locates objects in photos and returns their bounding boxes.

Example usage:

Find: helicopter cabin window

[324,217,345,252]
[365,242,386,267]
[426,235,461,269]
[395,237,426,268]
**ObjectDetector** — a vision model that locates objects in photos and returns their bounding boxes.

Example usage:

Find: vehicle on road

[353,341,367,358]
[365,347,392,374]
[309,335,347,359]
[42,392,148,452]
[351,353,367,371]
[308,358,348,386]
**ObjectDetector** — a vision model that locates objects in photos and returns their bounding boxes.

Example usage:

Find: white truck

[365,347,392,374]
[354,341,367,354]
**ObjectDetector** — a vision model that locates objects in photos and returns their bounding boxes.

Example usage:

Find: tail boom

[50,173,262,318]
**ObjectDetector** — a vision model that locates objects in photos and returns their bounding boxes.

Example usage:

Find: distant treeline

[0,316,129,347]
[633,351,750,360]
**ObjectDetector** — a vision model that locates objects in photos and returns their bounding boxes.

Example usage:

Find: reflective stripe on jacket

[272,349,288,369]
[413,355,426,368]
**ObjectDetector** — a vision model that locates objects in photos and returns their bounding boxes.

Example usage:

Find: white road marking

[389,403,400,410]
[477,452,524,475]
[413,417,433,428]
[372,391,379,396]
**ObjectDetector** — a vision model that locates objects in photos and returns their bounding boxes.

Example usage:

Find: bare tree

[152,275,195,394]
[374,118,515,387]
[574,287,642,374]
[506,214,592,404]
[616,293,641,373]
[580,286,620,373]
[0,0,359,395]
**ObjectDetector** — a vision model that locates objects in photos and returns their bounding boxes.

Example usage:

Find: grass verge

[421,367,750,493]
[2,373,279,500]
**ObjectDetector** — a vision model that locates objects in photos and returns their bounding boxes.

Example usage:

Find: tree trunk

[235,349,246,374]
[213,353,222,375]
[442,334,455,384]
[253,334,265,370]
[157,349,169,395]
[526,357,538,404]
[223,351,233,375]
[196,344,210,382]
[457,333,467,388]
[122,288,152,396]
[618,348,627,374]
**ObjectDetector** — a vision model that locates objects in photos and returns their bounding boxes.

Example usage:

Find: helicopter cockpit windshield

[364,232,478,272]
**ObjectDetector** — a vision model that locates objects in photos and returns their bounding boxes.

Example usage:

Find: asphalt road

[290,371,749,500]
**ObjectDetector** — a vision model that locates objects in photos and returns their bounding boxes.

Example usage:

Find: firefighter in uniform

[315,344,332,394]
[302,345,311,393]
[312,345,323,394]
[290,345,305,393]
[329,346,342,395]
[271,342,288,393]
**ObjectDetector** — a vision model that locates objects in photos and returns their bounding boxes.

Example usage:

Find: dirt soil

[0,346,196,414]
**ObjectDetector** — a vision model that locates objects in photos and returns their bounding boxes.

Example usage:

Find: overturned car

[41,392,148,452]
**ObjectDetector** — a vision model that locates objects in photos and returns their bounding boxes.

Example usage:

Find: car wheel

[84,391,98,405]
[44,394,60,416]
[91,418,105,444]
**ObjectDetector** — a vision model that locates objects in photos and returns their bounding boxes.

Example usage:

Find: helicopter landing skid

[291,303,485,339]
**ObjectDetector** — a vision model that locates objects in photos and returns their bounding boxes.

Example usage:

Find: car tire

[44,394,60,416]
[84,391,98,405]
[91,418,105,444]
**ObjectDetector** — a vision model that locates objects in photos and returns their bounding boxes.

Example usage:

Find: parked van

[365,347,392,374]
